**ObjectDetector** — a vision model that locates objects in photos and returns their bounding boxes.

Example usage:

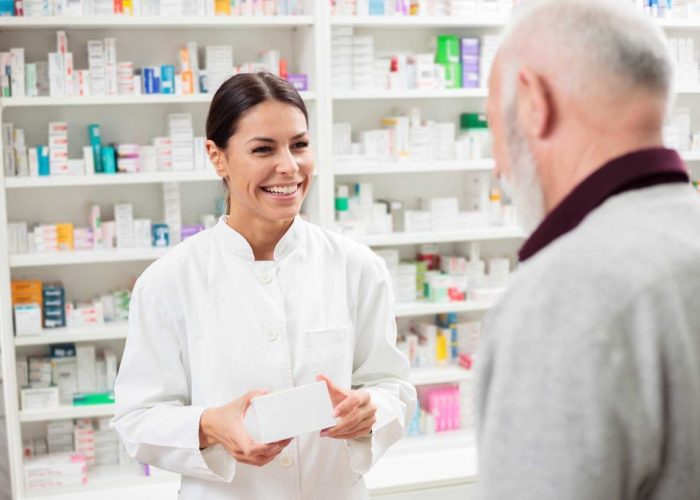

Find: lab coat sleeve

[112,278,236,482]
[345,255,417,474]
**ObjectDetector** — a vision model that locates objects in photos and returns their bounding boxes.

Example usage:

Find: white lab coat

[112,216,416,500]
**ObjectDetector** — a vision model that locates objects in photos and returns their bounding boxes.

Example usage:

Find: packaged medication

[244,381,337,444]
[21,387,59,411]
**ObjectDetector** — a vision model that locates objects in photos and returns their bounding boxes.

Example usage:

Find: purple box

[461,37,480,89]
[287,74,308,92]
[181,224,205,241]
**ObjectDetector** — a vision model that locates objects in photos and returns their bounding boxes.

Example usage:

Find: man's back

[477,183,700,500]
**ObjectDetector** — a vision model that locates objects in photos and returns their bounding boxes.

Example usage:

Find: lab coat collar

[214,215,303,262]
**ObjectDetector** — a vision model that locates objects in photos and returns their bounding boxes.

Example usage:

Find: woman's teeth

[263,184,299,195]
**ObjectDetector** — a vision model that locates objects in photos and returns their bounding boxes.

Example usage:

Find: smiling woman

[111,72,416,500]
[205,73,314,260]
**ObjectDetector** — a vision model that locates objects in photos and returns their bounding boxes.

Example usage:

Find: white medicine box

[244,381,337,444]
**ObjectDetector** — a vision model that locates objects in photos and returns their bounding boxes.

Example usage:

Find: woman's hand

[317,375,377,440]
[199,390,292,466]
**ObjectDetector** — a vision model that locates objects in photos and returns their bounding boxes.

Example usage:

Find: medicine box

[244,381,336,444]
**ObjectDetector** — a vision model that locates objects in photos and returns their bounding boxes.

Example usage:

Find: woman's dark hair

[206,72,309,214]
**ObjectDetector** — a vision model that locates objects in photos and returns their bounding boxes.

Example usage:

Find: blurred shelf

[410,365,473,385]
[333,88,487,100]
[657,18,700,29]
[394,300,493,317]
[0,15,314,29]
[14,322,128,347]
[20,404,115,423]
[10,248,167,268]
[366,429,478,494]
[334,159,494,175]
[5,170,220,188]
[331,15,506,28]
[0,91,315,107]
[24,465,180,499]
[681,150,700,162]
[354,227,524,246]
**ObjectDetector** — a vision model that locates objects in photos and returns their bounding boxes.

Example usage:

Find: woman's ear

[206,140,228,179]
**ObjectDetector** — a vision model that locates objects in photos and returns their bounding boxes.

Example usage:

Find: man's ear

[206,140,228,179]
[516,67,555,140]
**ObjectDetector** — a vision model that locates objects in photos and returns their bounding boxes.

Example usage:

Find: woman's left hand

[317,374,377,440]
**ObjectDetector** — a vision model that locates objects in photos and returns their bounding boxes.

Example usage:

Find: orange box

[56,223,74,251]
[11,280,42,306]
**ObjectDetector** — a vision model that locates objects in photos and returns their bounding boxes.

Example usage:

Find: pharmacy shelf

[410,365,472,386]
[9,248,167,268]
[19,404,115,423]
[354,226,524,246]
[24,465,180,500]
[333,88,487,100]
[5,171,220,188]
[681,151,700,162]
[658,18,700,30]
[14,322,128,347]
[365,429,478,495]
[331,15,506,28]
[394,299,493,317]
[0,15,315,29]
[0,91,315,108]
[334,159,494,175]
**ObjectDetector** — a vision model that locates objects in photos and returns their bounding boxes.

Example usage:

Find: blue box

[152,224,170,247]
[38,146,50,176]
[160,65,175,94]
[50,343,76,358]
[101,146,116,174]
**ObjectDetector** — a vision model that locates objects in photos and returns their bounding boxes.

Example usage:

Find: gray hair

[501,0,674,109]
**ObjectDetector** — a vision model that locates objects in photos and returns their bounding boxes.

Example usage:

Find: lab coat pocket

[306,326,352,389]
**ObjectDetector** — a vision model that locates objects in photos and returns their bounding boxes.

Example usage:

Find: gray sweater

[476,184,700,500]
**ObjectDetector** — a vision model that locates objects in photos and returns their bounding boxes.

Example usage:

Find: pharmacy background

[1,0,700,499]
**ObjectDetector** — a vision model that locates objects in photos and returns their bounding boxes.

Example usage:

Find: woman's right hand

[198,389,292,466]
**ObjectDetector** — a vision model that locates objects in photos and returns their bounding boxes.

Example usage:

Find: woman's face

[209,100,314,224]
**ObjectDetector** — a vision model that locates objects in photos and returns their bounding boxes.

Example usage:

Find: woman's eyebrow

[247,137,276,144]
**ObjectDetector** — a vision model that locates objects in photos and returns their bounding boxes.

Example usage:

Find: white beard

[503,113,547,235]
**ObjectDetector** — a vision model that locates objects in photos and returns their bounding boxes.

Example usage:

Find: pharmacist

[112,73,416,500]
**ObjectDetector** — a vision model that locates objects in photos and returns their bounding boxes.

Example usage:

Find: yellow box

[56,223,74,251]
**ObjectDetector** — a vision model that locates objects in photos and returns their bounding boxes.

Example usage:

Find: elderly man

[476,1,700,499]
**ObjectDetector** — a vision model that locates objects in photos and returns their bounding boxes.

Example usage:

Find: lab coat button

[259,270,273,284]
[279,453,293,468]
[265,328,279,341]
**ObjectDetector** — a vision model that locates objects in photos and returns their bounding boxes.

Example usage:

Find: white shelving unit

[0,91,316,108]
[0,15,315,29]
[14,322,129,347]
[19,405,116,423]
[334,159,494,175]
[394,299,493,318]
[355,227,523,247]
[6,6,694,500]
[9,248,169,268]
[409,366,472,386]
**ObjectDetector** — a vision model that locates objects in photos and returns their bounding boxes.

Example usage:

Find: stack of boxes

[353,35,374,90]
[163,182,182,245]
[51,343,78,405]
[11,280,43,336]
[435,35,461,89]
[47,422,74,454]
[43,283,66,329]
[24,453,87,491]
[460,37,480,89]
[74,419,95,466]
[332,28,353,91]
[94,418,120,466]
[87,40,106,96]
[423,197,459,232]
[169,114,194,171]
[48,122,69,175]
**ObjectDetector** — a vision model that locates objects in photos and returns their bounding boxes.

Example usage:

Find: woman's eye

[253,146,273,154]
[293,141,309,149]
